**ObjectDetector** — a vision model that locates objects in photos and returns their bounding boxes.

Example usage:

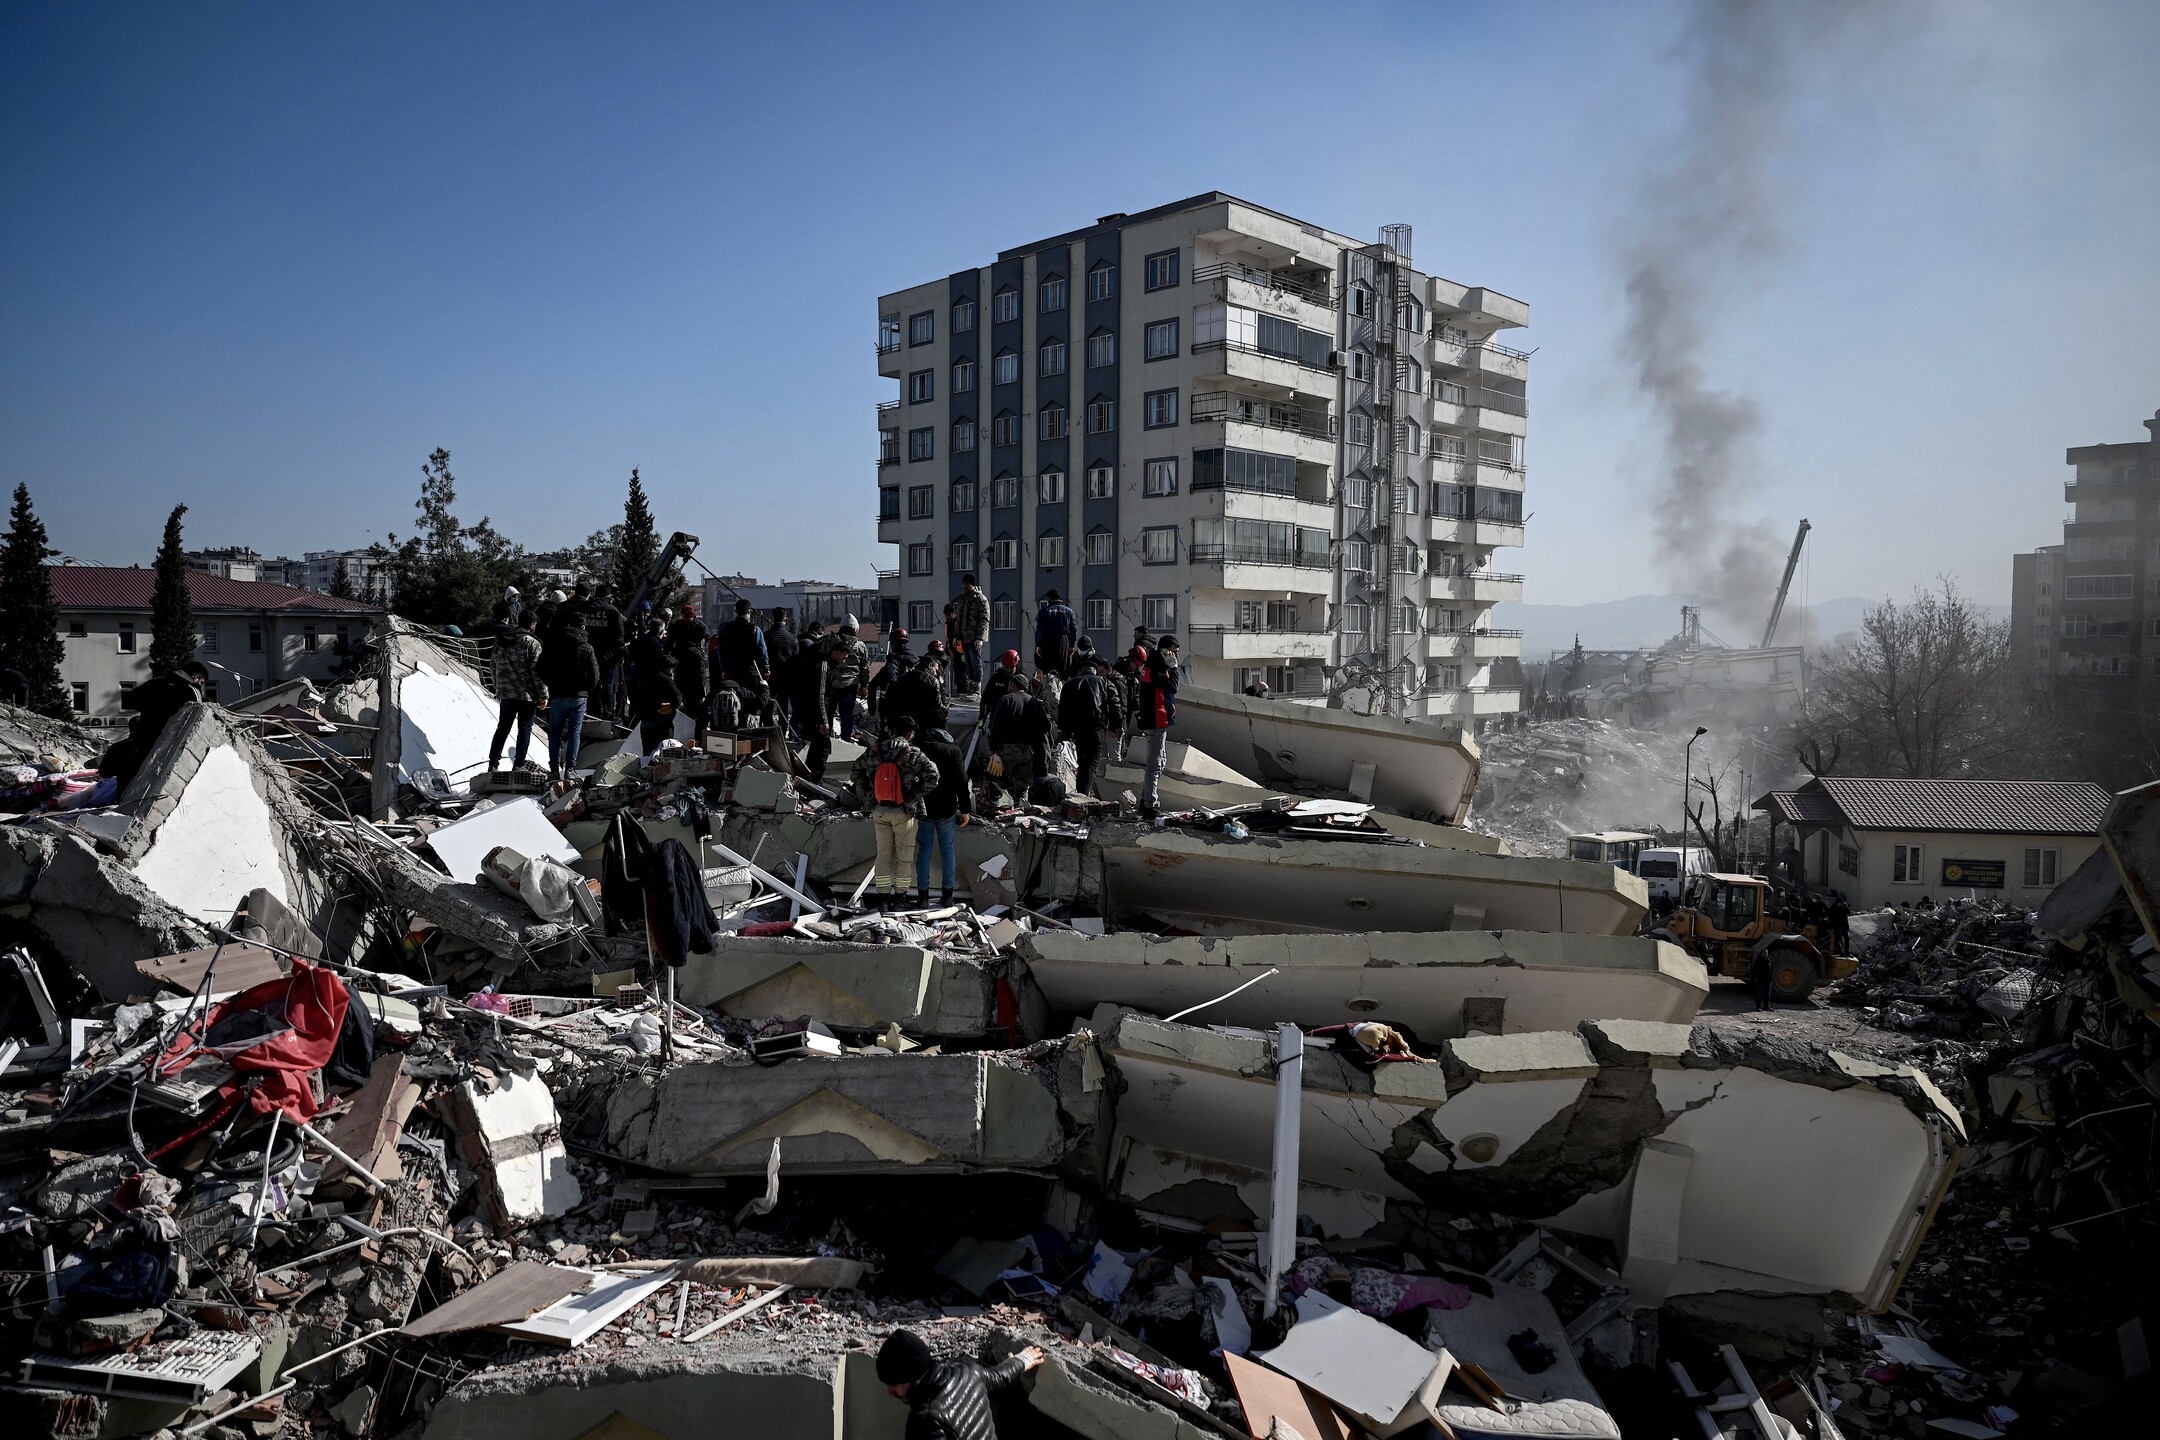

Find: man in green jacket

[851,714,942,908]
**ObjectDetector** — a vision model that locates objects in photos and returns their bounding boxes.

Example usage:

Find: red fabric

[739,920,798,937]
[155,960,350,1123]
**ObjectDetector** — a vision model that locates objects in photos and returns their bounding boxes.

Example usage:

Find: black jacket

[643,837,719,967]
[537,628,599,698]
[986,689,1049,752]
[715,616,768,684]
[765,620,799,672]
[978,667,1022,712]
[630,670,683,727]
[884,665,947,734]
[916,730,971,822]
[584,601,625,659]
[1058,672,1117,735]
[903,1356,1030,1440]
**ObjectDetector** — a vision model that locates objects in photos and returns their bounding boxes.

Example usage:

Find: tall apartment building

[2026,408,2160,697]
[874,192,1529,727]
[2008,544,2064,675]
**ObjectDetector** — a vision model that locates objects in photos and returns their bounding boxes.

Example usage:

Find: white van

[1636,846,1711,905]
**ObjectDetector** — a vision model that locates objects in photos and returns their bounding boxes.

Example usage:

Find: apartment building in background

[2017,407,2160,698]
[874,192,1529,728]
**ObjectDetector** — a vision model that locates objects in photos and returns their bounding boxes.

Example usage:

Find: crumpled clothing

[1107,1348,1209,1407]
[1290,1254,1471,1316]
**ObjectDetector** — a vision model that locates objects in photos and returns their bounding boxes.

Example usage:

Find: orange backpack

[873,743,906,805]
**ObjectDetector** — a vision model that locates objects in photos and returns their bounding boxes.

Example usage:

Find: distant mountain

[1492,594,1991,662]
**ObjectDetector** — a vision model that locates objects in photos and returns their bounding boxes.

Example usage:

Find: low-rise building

[49,566,383,714]
[1756,776,2110,909]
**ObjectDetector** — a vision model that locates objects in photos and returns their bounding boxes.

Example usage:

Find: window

[951,539,976,572]
[1346,412,1372,445]
[1892,844,1925,885]
[2023,848,2059,887]
[1431,663,1462,690]
[70,682,88,712]
[953,298,976,333]
[1342,539,1370,572]
[1040,404,1067,441]
[1432,483,1468,517]
[1088,262,1116,301]
[197,623,218,652]
[909,601,934,630]
[1401,421,1421,455]
[951,479,977,511]
[1144,249,1180,291]
[1040,338,1067,376]
[990,411,1020,447]
[1039,470,1067,503]
[993,350,1019,386]
[908,311,935,346]
[67,620,86,637]
[953,359,976,393]
[879,487,900,520]
[1350,284,1370,317]
[991,474,1020,508]
[1342,602,1369,635]
[120,680,139,704]
[1087,397,1115,434]
[1349,350,1371,382]
[1087,330,1115,368]
[249,622,265,652]
[907,543,934,576]
[989,538,1019,570]
[1399,299,1423,331]
[1038,534,1067,568]
[1144,389,1179,428]
[993,288,1019,324]
[2066,575,2134,599]
[2063,613,2088,638]
[1438,380,1469,405]
[879,316,902,352]
[1143,458,1179,496]
[1084,529,1115,565]
[1392,543,1418,574]
[908,427,934,461]
[1143,594,1178,631]
[1086,596,1113,630]
[908,485,935,519]
[1391,602,1418,634]
[953,419,977,453]
[992,599,1020,630]
[908,368,934,403]
[1086,465,1114,499]
[334,624,350,655]
[1144,318,1179,360]
[1345,476,1372,508]
[1040,274,1067,312]
[1141,526,1178,564]
[302,624,320,652]
[880,428,900,465]
[117,622,136,653]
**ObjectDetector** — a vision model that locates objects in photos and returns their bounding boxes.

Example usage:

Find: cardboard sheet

[425,797,580,884]
[1251,1291,1443,1427]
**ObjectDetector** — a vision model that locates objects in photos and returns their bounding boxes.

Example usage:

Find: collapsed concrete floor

[2,638,2154,1440]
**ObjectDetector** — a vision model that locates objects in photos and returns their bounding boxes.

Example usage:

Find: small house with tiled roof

[47,566,383,716]
[1755,775,2111,909]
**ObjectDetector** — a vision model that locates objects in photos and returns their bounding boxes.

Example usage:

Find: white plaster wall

[132,743,290,922]
[400,662,503,780]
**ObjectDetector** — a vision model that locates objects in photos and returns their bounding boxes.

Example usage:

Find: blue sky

[3,1,2155,609]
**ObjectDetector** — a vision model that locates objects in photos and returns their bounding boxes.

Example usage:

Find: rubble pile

[1470,717,1688,856]
[0,621,2150,1439]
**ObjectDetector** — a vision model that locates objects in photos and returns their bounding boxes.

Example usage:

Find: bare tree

[1795,578,2022,778]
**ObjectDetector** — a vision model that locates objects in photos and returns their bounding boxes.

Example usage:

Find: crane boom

[1761,519,1811,648]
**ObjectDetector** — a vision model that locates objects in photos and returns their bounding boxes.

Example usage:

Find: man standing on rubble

[97,660,210,791]
[538,610,600,785]
[585,581,626,718]
[631,653,684,756]
[914,718,969,906]
[667,603,709,727]
[791,622,832,780]
[765,606,798,733]
[852,714,941,908]
[1132,635,1180,820]
[1057,653,1119,799]
[984,672,1050,809]
[713,598,770,719]
[867,626,912,732]
[879,1329,1045,1440]
[1033,588,1078,677]
[487,610,547,774]
[882,643,945,737]
[828,617,870,741]
[979,648,1023,712]
[626,612,668,701]
[953,574,990,693]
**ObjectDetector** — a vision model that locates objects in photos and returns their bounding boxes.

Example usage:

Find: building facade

[874,193,1528,727]
[2008,544,2064,676]
[48,567,382,715]
[2048,408,2159,696]
[301,549,395,601]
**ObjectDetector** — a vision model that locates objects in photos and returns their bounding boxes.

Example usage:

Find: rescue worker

[585,581,626,718]
[713,598,770,720]
[984,673,1050,809]
[667,602,709,728]
[1033,588,1078,677]
[537,611,600,784]
[1132,635,1180,819]
[979,649,1023,712]
[883,647,948,737]
[630,654,683,757]
[851,714,940,909]
[764,606,799,732]
[867,626,912,731]
[913,721,970,907]
[952,575,991,693]
[1056,654,1120,799]
[487,610,547,773]
[827,616,870,741]
[878,1329,1045,1440]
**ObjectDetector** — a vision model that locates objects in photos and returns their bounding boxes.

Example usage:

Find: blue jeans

[915,815,958,894]
[546,697,588,779]
[958,641,983,693]
[831,688,859,740]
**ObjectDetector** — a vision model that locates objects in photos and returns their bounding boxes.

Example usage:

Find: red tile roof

[47,567,382,614]
[1758,777,2110,837]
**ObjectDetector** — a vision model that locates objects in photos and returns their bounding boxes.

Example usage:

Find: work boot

[939,889,954,908]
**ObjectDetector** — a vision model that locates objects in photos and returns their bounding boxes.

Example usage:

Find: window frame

[952,298,976,333]
[1083,529,1115,565]
[1037,533,1067,569]
[1039,337,1067,377]
[1143,318,1179,361]
[1892,844,1925,885]
[1086,397,1115,434]
[906,542,935,577]
[1040,274,1068,313]
[1142,457,1179,496]
[951,479,977,512]
[990,537,1019,571]
[991,598,1019,631]
[950,538,976,572]
[952,358,976,393]
[908,310,935,347]
[2022,847,2059,887]
[909,601,934,631]
[907,485,936,520]
[1039,470,1067,503]
[990,474,1020,508]
[1085,596,1113,630]
[907,426,935,462]
[1143,388,1179,429]
[1143,249,1180,292]
[1140,526,1179,565]
[117,622,137,654]
[992,349,1020,386]
[908,368,934,404]
[953,418,976,453]
[1088,262,1117,301]
[1085,465,1114,499]
[992,288,1019,324]
[1087,329,1116,369]
[991,411,1021,447]
[1039,404,1068,441]
[1142,594,1178,631]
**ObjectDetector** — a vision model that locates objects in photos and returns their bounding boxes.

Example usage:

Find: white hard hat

[843,613,859,631]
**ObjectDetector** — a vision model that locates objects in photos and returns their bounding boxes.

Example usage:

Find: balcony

[1471,388,1528,437]
[1426,628,1523,660]
[1430,334,1475,372]
[1190,390,1335,440]
[1428,516,1526,549]
[1420,687,1522,718]
[1194,261,1333,312]
[877,321,904,378]
[1428,572,1525,603]
[1191,338,1337,392]
[1475,460,1525,492]
[1473,342,1530,382]
[1186,623,1333,662]
[1188,543,1333,572]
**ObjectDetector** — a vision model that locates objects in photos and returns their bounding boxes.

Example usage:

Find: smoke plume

[1620,0,1862,640]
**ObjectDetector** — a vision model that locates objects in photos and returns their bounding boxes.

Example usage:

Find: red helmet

[926,640,946,655]
[892,627,909,640]
[1129,646,1149,664]
[1000,649,1021,668]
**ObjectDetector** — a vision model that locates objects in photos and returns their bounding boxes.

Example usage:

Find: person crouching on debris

[487,609,548,773]
[852,715,940,909]
[879,1329,1045,1440]
[97,660,210,791]
[631,653,683,756]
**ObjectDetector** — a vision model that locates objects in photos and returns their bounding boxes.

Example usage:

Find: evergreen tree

[149,504,196,675]
[611,468,661,605]
[0,484,70,716]
[329,557,356,600]
[385,448,538,631]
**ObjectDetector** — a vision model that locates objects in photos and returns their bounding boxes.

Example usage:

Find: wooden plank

[679,1284,791,1343]
[402,1261,594,1338]
[318,1056,416,1185]
[1222,1353,1351,1440]
[135,942,288,996]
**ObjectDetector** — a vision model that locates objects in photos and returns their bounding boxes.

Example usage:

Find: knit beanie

[877,1329,935,1386]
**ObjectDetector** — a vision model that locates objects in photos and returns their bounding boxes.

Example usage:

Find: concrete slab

[599,1053,1065,1177]
[1094,828,1648,936]
[425,1352,837,1440]
[1169,686,1482,824]
[673,936,995,1040]
[1019,929,1705,1038]
[441,1070,584,1228]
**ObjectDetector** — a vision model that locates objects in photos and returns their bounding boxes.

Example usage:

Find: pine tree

[612,468,660,605]
[329,557,356,600]
[149,504,196,675]
[0,484,71,716]
[384,448,538,631]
